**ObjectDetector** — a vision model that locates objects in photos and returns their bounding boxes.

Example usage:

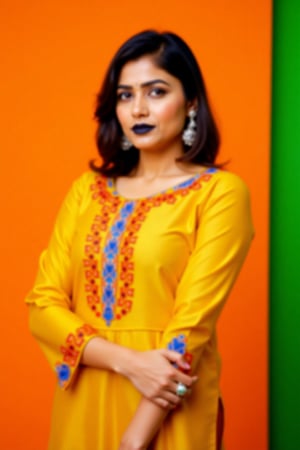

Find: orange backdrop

[0,1,270,449]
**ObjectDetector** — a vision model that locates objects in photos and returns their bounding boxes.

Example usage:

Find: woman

[26,30,254,450]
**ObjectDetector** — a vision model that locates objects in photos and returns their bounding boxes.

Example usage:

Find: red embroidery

[84,173,214,323]
[59,324,97,368]
[55,324,97,387]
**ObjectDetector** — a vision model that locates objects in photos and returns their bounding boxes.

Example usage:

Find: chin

[132,140,159,151]
[135,143,163,153]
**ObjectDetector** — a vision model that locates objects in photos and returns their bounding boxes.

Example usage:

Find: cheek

[116,105,127,128]
[157,100,187,126]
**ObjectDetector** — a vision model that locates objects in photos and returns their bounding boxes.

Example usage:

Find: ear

[186,98,198,114]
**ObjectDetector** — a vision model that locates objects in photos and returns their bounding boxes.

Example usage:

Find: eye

[117,91,132,101]
[149,87,167,98]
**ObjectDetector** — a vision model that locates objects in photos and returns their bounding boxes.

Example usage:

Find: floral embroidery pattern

[101,201,135,325]
[84,177,121,320]
[168,334,187,354]
[55,324,97,387]
[167,334,193,369]
[84,170,217,325]
[55,364,71,386]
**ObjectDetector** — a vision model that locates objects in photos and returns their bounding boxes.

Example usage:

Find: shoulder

[68,170,107,197]
[72,170,100,189]
[197,169,254,235]
[204,169,251,201]
[195,169,253,224]
[61,171,105,212]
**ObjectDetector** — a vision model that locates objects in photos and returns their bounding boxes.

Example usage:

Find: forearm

[81,336,134,376]
[82,338,196,410]
[119,398,169,450]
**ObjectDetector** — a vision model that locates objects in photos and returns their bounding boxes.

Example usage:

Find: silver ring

[176,382,188,397]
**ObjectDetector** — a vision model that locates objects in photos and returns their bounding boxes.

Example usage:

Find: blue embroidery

[167,334,187,355]
[121,202,135,216]
[102,201,135,325]
[103,286,115,304]
[176,176,199,190]
[111,219,126,237]
[103,306,114,323]
[55,363,71,386]
[102,263,116,283]
[206,167,218,174]
[175,168,218,190]
[104,239,118,259]
[89,170,217,325]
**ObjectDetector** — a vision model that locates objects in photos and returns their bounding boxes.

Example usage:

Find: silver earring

[121,135,132,151]
[182,110,197,146]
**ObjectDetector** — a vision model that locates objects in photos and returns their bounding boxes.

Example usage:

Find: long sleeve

[25,173,98,389]
[159,172,254,369]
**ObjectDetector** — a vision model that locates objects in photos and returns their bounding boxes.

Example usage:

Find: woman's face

[116,56,192,155]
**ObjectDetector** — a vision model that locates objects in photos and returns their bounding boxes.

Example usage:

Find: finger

[168,393,182,406]
[154,397,170,409]
[161,382,184,403]
[163,390,182,405]
[161,350,192,372]
[161,349,186,365]
[155,394,181,409]
[170,379,181,393]
[176,372,198,387]
[176,357,192,371]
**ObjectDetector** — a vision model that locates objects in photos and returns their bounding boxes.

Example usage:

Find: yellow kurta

[26,168,254,450]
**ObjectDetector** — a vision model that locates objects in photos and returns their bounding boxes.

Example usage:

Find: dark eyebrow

[117,79,170,90]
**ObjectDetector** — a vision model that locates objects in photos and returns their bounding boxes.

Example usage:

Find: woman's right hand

[82,337,196,408]
[121,349,197,409]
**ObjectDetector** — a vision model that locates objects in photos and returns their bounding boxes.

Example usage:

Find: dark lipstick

[132,124,155,135]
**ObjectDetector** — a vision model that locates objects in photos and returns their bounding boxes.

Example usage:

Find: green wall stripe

[270,0,300,448]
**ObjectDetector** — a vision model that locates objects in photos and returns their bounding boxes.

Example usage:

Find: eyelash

[149,87,166,97]
[117,87,167,101]
[117,92,132,101]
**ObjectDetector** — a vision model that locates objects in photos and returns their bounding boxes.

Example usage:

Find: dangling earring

[182,110,197,146]
[121,135,132,151]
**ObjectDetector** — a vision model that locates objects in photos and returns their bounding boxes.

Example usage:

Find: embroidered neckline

[85,167,218,325]
[107,167,217,201]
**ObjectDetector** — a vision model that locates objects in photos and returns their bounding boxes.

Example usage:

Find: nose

[131,93,148,117]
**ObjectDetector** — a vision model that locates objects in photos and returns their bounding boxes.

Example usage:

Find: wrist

[113,347,138,378]
[82,338,138,377]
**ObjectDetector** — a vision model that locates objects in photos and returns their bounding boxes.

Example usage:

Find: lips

[131,124,155,135]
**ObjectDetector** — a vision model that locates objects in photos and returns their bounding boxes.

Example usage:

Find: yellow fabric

[26,168,254,450]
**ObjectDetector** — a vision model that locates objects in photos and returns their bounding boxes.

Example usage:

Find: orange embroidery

[84,171,216,324]
[56,324,97,387]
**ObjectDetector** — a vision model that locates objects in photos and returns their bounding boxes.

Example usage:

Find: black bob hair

[91,30,220,176]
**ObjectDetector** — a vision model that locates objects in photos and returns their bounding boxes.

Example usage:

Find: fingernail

[182,362,190,369]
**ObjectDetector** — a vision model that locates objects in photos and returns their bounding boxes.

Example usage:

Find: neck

[133,146,185,179]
